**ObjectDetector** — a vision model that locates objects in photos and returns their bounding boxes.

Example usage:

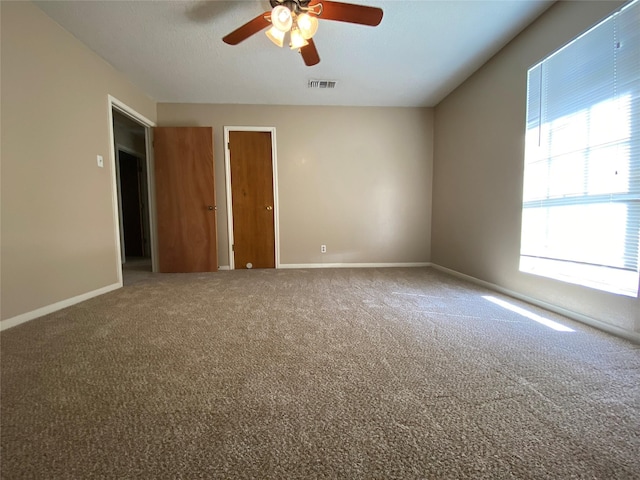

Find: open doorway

[111,105,155,278]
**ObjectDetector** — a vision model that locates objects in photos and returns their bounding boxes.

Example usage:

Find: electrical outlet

[321,245,327,253]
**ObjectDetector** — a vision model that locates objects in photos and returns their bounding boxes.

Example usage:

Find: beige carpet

[1,267,638,479]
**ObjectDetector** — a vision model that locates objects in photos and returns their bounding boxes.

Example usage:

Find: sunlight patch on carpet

[482,296,575,332]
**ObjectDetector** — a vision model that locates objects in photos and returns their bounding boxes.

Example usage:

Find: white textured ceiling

[34,0,554,107]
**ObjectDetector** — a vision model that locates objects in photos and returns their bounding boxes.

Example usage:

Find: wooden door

[229,131,275,269]
[154,127,218,272]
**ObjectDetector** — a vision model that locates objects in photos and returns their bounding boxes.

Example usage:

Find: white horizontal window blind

[520,0,640,297]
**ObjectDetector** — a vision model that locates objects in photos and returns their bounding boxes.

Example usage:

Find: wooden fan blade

[311,1,383,26]
[300,38,320,66]
[222,12,271,45]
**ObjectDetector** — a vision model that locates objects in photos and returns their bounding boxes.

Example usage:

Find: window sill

[520,256,639,298]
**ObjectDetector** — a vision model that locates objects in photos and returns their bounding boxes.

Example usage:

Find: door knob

[266,206,273,211]
[208,205,216,211]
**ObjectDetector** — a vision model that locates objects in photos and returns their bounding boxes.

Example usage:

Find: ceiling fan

[222,0,383,66]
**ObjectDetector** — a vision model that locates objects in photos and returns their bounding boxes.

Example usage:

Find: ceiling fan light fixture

[297,13,319,39]
[289,26,309,50]
[265,26,285,47]
[223,0,384,66]
[271,5,293,32]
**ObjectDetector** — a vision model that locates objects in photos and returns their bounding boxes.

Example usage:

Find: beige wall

[157,104,433,268]
[1,2,156,321]
[432,0,639,336]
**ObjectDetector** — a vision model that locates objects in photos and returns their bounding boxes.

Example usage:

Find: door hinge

[232,244,234,252]
[227,142,230,150]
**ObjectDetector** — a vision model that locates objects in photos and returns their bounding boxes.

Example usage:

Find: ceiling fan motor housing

[269,0,313,15]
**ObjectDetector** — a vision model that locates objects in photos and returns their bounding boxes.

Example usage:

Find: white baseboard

[0,282,122,332]
[218,266,230,271]
[278,262,432,269]
[430,264,640,344]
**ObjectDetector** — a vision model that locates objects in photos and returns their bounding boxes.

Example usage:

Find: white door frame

[108,95,157,281]
[224,126,280,270]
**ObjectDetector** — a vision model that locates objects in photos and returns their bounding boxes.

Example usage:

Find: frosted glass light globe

[271,5,293,32]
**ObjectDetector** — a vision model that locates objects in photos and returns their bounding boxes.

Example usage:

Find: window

[520,0,640,297]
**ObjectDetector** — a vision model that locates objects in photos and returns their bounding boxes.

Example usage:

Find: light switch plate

[97,155,104,168]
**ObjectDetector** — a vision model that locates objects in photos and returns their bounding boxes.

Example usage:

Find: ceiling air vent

[308,79,338,89]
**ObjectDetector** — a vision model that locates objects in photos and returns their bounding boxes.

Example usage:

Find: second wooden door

[229,130,275,269]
